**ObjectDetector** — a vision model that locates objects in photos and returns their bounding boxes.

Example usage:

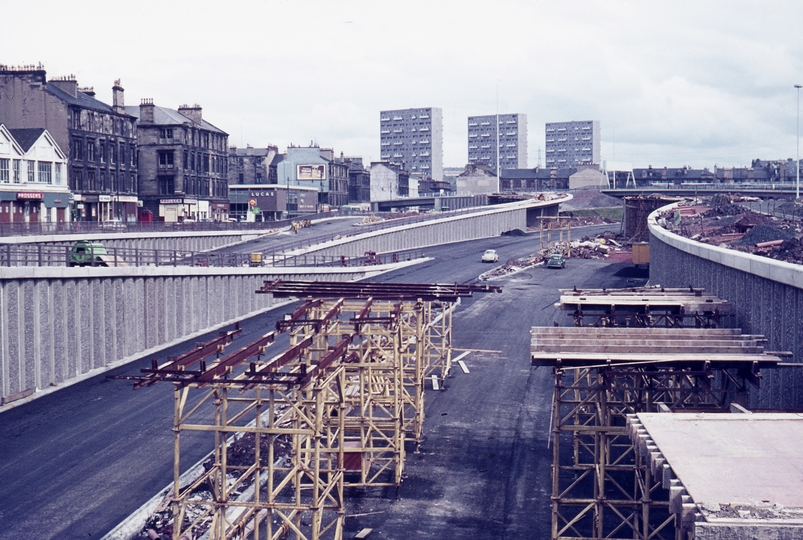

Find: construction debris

[657,195,803,264]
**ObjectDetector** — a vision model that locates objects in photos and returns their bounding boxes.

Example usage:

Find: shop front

[0,190,71,223]
[159,198,198,222]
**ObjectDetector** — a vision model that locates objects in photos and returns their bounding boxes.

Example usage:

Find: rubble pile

[658,195,803,265]
[139,432,293,539]
[479,232,629,280]
[568,232,628,260]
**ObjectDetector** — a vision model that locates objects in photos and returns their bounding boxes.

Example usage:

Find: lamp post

[796,84,801,199]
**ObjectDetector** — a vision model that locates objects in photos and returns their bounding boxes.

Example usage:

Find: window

[99,141,106,163]
[0,159,8,183]
[38,162,52,184]
[119,142,126,166]
[13,160,20,183]
[87,140,95,162]
[73,138,83,160]
[27,160,35,182]
[55,163,62,185]
[110,143,116,165]
[159,128,174,143]
[158,151,174,169]
[158,176,175,194]
[130,144,136,166]
[71,169,82,191]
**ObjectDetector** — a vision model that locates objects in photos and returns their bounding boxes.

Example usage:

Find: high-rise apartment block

[467,113,527,173]
[379,107,443,180]
[544,120,600,168]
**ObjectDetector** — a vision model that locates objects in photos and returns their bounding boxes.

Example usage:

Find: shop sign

[99,195,112,202]
[17,192,43,200]
[161,199,183,205]
[117,196,139,203]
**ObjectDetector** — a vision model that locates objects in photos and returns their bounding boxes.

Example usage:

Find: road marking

[458,360,470,374]
[431,375,440,391]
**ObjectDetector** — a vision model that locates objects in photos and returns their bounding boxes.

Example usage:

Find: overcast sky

[4,0,803,170]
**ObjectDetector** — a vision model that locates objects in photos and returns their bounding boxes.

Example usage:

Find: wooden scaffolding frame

[114,280,500,540]
[531,326,785,540]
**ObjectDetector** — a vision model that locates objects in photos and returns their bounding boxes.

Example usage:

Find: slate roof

[500,168,538,180]
[125,105,227,134]
[45,83,133,117]
[231,147,272,157]
[7,128,45,152]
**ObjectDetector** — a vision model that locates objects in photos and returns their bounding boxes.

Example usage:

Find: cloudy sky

[3,0,803,170]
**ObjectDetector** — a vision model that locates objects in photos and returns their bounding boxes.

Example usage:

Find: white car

[481,249,499,263]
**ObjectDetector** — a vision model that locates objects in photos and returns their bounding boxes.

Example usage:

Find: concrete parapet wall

[0,264,391,407]
[288,199,558,258]
[0,230,270,253]
[648,204,803,409]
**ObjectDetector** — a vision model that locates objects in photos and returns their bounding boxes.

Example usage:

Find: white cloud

[3,0,803,171]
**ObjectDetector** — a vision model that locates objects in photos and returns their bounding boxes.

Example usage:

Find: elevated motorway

[647,202,803,410]
[603,184,800,199]
[0,196,567,407]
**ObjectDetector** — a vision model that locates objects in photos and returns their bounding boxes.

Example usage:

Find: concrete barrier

[284,197,566,258]
[0,197,567,407]
[0,262,419,409]
[648,203,803,409]
[0,229,270,253]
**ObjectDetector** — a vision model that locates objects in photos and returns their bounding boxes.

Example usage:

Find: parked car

[68,240,127,267]
[546,251,566,269]
[481,249,499,263]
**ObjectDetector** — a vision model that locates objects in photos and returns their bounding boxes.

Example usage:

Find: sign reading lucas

[297,164,325,181]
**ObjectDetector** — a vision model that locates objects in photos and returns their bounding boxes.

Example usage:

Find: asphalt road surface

[0,224,644,539]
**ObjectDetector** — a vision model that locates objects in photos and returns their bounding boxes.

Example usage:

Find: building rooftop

[7,128,45,152]
[125,105,226,134]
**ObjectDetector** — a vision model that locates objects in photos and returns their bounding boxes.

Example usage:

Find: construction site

[91,193,803,540]
[114,280,501,540]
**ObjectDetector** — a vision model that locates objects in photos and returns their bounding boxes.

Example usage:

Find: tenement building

[275,145,349,209]
[127,100,229,222]
[228,145,279,185]
[0,65,139,221]
[379,107,443,180]
[467,113,527,173]
[544,120,600,169]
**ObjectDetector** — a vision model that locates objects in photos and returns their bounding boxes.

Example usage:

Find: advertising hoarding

[297,164,325,181]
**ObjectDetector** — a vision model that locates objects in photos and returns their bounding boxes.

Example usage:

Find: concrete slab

[636,413,803,508]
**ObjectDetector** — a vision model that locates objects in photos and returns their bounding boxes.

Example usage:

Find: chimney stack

[139,98,155,124]
[112,79,125,114]
[48,74,78,98]
[178,104,202,125]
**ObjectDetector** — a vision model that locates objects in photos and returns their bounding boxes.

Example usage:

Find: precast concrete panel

[649,215,803,410]
[23,280,37,393]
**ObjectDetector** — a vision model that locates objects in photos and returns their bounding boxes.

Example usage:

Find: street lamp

[796,84,801,199]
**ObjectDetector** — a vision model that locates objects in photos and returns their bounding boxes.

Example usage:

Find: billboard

[297,164,325,181]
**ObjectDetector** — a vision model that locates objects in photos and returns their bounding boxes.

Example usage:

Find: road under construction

[108,278,803,540]
[113,280,501,540]
[4,220,802,540]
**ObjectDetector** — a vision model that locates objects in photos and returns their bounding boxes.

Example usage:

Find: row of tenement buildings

[0,65,354,223]
[3,65,798,224]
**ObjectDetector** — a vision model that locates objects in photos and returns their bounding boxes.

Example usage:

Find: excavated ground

[657,194,803,264]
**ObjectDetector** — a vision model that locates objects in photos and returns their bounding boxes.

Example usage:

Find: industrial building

[544,120,600,168]
[467,113,527,173]
[379,107,443,180]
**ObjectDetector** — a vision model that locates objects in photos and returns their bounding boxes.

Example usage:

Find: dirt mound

[734,225,795,246]
[562,189,622,211]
